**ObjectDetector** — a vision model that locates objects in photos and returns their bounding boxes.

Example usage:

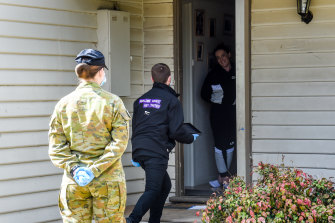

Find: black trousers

[129,158,171,223]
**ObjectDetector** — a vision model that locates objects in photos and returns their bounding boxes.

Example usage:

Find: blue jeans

[129,158,171,223]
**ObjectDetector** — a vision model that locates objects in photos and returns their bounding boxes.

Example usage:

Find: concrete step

[169,196,208,204]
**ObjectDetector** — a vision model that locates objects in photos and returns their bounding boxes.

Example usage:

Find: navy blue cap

[75,49,108,69]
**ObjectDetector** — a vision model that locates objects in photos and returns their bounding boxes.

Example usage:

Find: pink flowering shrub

[201,162,335,222]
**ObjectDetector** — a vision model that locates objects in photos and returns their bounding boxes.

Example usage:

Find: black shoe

[126,217,132,223]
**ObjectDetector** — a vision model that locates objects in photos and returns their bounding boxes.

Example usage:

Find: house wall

[251,0,335,179]
[0,0,176,221]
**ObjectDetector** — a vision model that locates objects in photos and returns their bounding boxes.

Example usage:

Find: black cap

[75,49,108,69]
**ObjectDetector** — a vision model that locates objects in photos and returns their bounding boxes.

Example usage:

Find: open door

[181,0,236,196]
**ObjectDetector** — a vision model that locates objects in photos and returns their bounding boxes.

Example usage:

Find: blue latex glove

[131,159,141,167]
[192,134,199,141]
[73,167,95,186]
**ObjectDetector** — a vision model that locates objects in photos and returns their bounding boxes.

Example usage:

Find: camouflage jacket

[49,81,130,182]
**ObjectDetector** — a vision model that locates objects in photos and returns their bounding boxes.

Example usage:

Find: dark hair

[151,63,171,83]
[75,63,103,79]
[213,43,231,55]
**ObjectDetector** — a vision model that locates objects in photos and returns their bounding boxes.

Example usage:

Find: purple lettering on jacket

[149,104,161,109]
[140,99,161,109]
[139,99,151,104]
[142,103,161,109]
[151,99,162,104]
[140,99,161,104]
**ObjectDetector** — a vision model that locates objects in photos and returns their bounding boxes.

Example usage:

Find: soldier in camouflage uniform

[48,49,130,223]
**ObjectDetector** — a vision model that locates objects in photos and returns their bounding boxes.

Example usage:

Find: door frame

[173,0,252,196]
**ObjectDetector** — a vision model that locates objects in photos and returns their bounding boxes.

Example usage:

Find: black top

[201,65,236,149]
[132,82,194,161]
[201,65,236,109]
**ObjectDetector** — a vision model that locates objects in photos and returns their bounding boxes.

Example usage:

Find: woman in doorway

[48,49,130,222]
[201,43,236,188]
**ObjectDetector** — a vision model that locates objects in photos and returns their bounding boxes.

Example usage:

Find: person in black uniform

[126,63,198,223]
[201,43,236,188]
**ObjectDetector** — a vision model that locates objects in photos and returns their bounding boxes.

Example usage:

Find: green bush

[200,162,335,222]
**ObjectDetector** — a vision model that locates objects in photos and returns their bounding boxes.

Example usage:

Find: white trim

[182,2,195,186]
[235,0,251,182]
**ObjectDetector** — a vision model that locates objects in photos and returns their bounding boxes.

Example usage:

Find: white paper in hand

[210,84,223,104]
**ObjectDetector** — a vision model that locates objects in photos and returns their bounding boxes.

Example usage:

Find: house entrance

[181,0,236,196]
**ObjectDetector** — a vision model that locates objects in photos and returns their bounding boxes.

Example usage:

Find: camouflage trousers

[58,179,126,223]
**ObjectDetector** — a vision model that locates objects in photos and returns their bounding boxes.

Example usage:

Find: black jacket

[201,65,236,108]
[132,82,194,160]
[201,65,236,149]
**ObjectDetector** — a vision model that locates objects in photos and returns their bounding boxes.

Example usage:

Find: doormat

[164,203,194,209]
[187,205,206,210]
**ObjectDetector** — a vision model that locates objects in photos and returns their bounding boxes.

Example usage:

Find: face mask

[100,75,106,86]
